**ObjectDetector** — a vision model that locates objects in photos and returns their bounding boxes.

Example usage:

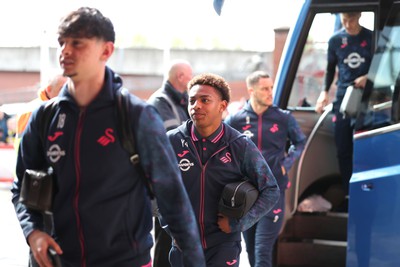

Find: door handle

[361,183,374,191]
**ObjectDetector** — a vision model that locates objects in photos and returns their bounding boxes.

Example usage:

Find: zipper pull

[231,181,246,207]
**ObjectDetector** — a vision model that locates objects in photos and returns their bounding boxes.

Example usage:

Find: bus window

[357,10,400,130]
[288,12,375,109]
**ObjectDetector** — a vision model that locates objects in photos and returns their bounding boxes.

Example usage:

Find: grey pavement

[0,183,29,267]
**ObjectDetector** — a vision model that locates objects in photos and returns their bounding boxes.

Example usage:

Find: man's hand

[315,91,329,114]
[217,213,231,233]
[354,75,368,89]
[28,230,62,267]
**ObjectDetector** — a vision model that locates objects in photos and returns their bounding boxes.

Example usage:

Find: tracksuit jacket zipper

[189,138,228,249]
[257,114,263,150]
[74,110,86,267]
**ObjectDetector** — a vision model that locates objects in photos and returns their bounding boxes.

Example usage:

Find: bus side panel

[347,128,400,267]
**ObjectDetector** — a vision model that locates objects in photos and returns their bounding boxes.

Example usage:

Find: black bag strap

[116,88,155,199]
[39,98,59,174]
[39,98,59,148]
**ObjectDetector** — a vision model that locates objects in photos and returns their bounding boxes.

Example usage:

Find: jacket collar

[191,123,224,143]
[57,67,123,110]
[164,81,188,107]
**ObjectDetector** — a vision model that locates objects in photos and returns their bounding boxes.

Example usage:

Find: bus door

[276,4,377,215]
[347,5,400,266]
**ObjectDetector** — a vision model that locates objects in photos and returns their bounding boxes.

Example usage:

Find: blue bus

[268,0,400,266]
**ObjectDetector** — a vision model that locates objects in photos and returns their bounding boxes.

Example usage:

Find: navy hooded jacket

[225,102,306,190]
[167,120,279,249]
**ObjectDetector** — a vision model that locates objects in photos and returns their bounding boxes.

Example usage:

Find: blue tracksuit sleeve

[325,37,337,91]
[282,115,306,172]
[136,105,205,267]
[229,137,280,232]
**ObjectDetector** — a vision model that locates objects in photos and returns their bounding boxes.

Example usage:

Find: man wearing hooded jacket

[225,71,306,267]
[11,7,205,267]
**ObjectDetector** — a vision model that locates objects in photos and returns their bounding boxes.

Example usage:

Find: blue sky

[1,0,302,51]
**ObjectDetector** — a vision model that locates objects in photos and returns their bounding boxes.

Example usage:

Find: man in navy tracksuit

[315,12,373,196]
[225,71,306,267]
[11,7,205,267]
[167,73,280,267]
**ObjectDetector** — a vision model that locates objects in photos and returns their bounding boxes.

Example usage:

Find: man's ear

[101,42,114,60]
[177,71,184,80]
[248,87,254,95]
[220,100,228,113]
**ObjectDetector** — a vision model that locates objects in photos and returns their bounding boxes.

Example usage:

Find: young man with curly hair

[167,73,279,267]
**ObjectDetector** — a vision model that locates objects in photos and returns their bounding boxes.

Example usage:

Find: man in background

[225,70,306,267]
[14,74,67,151]
[0,110,10,144]
[147,59,193,267]
[315,12,373,198]
[148,59,192,130]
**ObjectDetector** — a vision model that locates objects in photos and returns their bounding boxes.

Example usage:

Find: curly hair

[58,7,115,43]
[187,73,231,103]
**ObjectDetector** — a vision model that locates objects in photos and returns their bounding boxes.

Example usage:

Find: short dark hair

[188,73,231,103]
[246,71,270,88]
[341,12,362,18]
[58,7,115,43]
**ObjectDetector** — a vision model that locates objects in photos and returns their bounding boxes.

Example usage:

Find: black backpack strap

[116,88,155,199]
[39,98,59,152]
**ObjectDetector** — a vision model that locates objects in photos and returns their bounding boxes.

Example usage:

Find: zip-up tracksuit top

[11,67,204,267]
[167,120,280,249]
[326,26,373,111]
[224,102,306,190]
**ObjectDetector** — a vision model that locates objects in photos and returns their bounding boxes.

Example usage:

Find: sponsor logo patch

[47,144,66,163]
[178,158,194,171]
